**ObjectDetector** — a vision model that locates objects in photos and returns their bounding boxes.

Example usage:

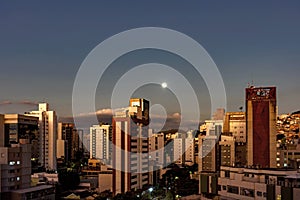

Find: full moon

[161,82,167,88]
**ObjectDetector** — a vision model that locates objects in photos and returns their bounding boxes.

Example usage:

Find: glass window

[263,192,267,197]
[225,171,230,178]
[257,191,262,197]
[227,185,239,194]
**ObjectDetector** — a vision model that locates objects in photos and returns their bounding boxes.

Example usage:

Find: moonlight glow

[161,82,167,88]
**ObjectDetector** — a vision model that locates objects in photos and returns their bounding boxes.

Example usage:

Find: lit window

[9,161,15,166]
[16,177,20,181]
[16,161,20,165]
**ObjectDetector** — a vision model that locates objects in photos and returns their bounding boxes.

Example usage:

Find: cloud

[0,100,38,115]
[74,108,113,117]
[18,101,38,106]
[60,108,199,133]
[96,108,113,115]
[0,100,12,105]
[0,100,38,106]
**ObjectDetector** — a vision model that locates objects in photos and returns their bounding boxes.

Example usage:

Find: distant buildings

[148,130,165,186]
[198,119,223,196]
[173,137,184,165]
[148,131,164,166]
[184,133,195,166]
[57,122,83,163]
[89,124,112,164]
[81,158,113,193]
[25,103,57,170]
[246,86,277,168]
[172,132,195,166]
[112,98,149,195]
[223,112,246,143]
[222,112,247,167]
[198,119,223,172]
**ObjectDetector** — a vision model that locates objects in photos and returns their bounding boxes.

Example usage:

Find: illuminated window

[9,161,15,166]
[16,161,20,165]
[16,177,20,181]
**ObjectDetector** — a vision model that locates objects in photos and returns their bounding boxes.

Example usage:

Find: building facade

[25,103,57,170]
[246,86,277,168]
[0,114,32,194]
[89,124,112,164]
[223,112,246,143]
[57,122,83,162]
[112,98,149,195]
[218,166,300,200]
[148,131,165,166]
[198,120,223,197]
[3,114,39,169]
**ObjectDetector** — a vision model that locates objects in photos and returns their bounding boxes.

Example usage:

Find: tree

[58,169,80,189]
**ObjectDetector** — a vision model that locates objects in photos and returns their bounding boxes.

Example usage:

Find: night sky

[0,1,300,129]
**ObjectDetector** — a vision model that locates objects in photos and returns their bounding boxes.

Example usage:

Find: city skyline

[2,2,300,199]
[1,1,300,129]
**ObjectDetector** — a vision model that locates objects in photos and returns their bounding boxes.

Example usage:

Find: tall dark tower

[246,86,276,168]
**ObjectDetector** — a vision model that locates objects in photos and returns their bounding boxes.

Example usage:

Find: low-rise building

[218,166,300,200]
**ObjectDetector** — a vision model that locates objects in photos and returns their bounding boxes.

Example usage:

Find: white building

[25,103,57,170]
[89,124,111,164]
[149,130,165,166]
[198,120,223,172]
[223,112,246,143]
[174,138,183,165]
[173,132,195,166]
[185,137,195,166]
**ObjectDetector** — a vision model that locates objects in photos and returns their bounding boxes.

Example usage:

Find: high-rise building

[0,114,31,193]
[3,114,39,168]
[223,112,246,143]
[25,103,57,170]
[112,98,149,195]
[173,137,184,165]
[57,122,83,162]
[246,86,277,168]
[89,124,112,164]
[148,131,164,166]
[198,120,222,172]
[148,130,164,186]
[185,133,195,166]
[222,112,247,167]
[198,119,223,196]
[0,114,55,199]
[219,134,235,167]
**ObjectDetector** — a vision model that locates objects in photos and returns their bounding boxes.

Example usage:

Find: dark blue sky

[0,1,300,119]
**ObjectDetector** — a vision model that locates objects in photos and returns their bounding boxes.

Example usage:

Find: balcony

[242,176,259,183]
